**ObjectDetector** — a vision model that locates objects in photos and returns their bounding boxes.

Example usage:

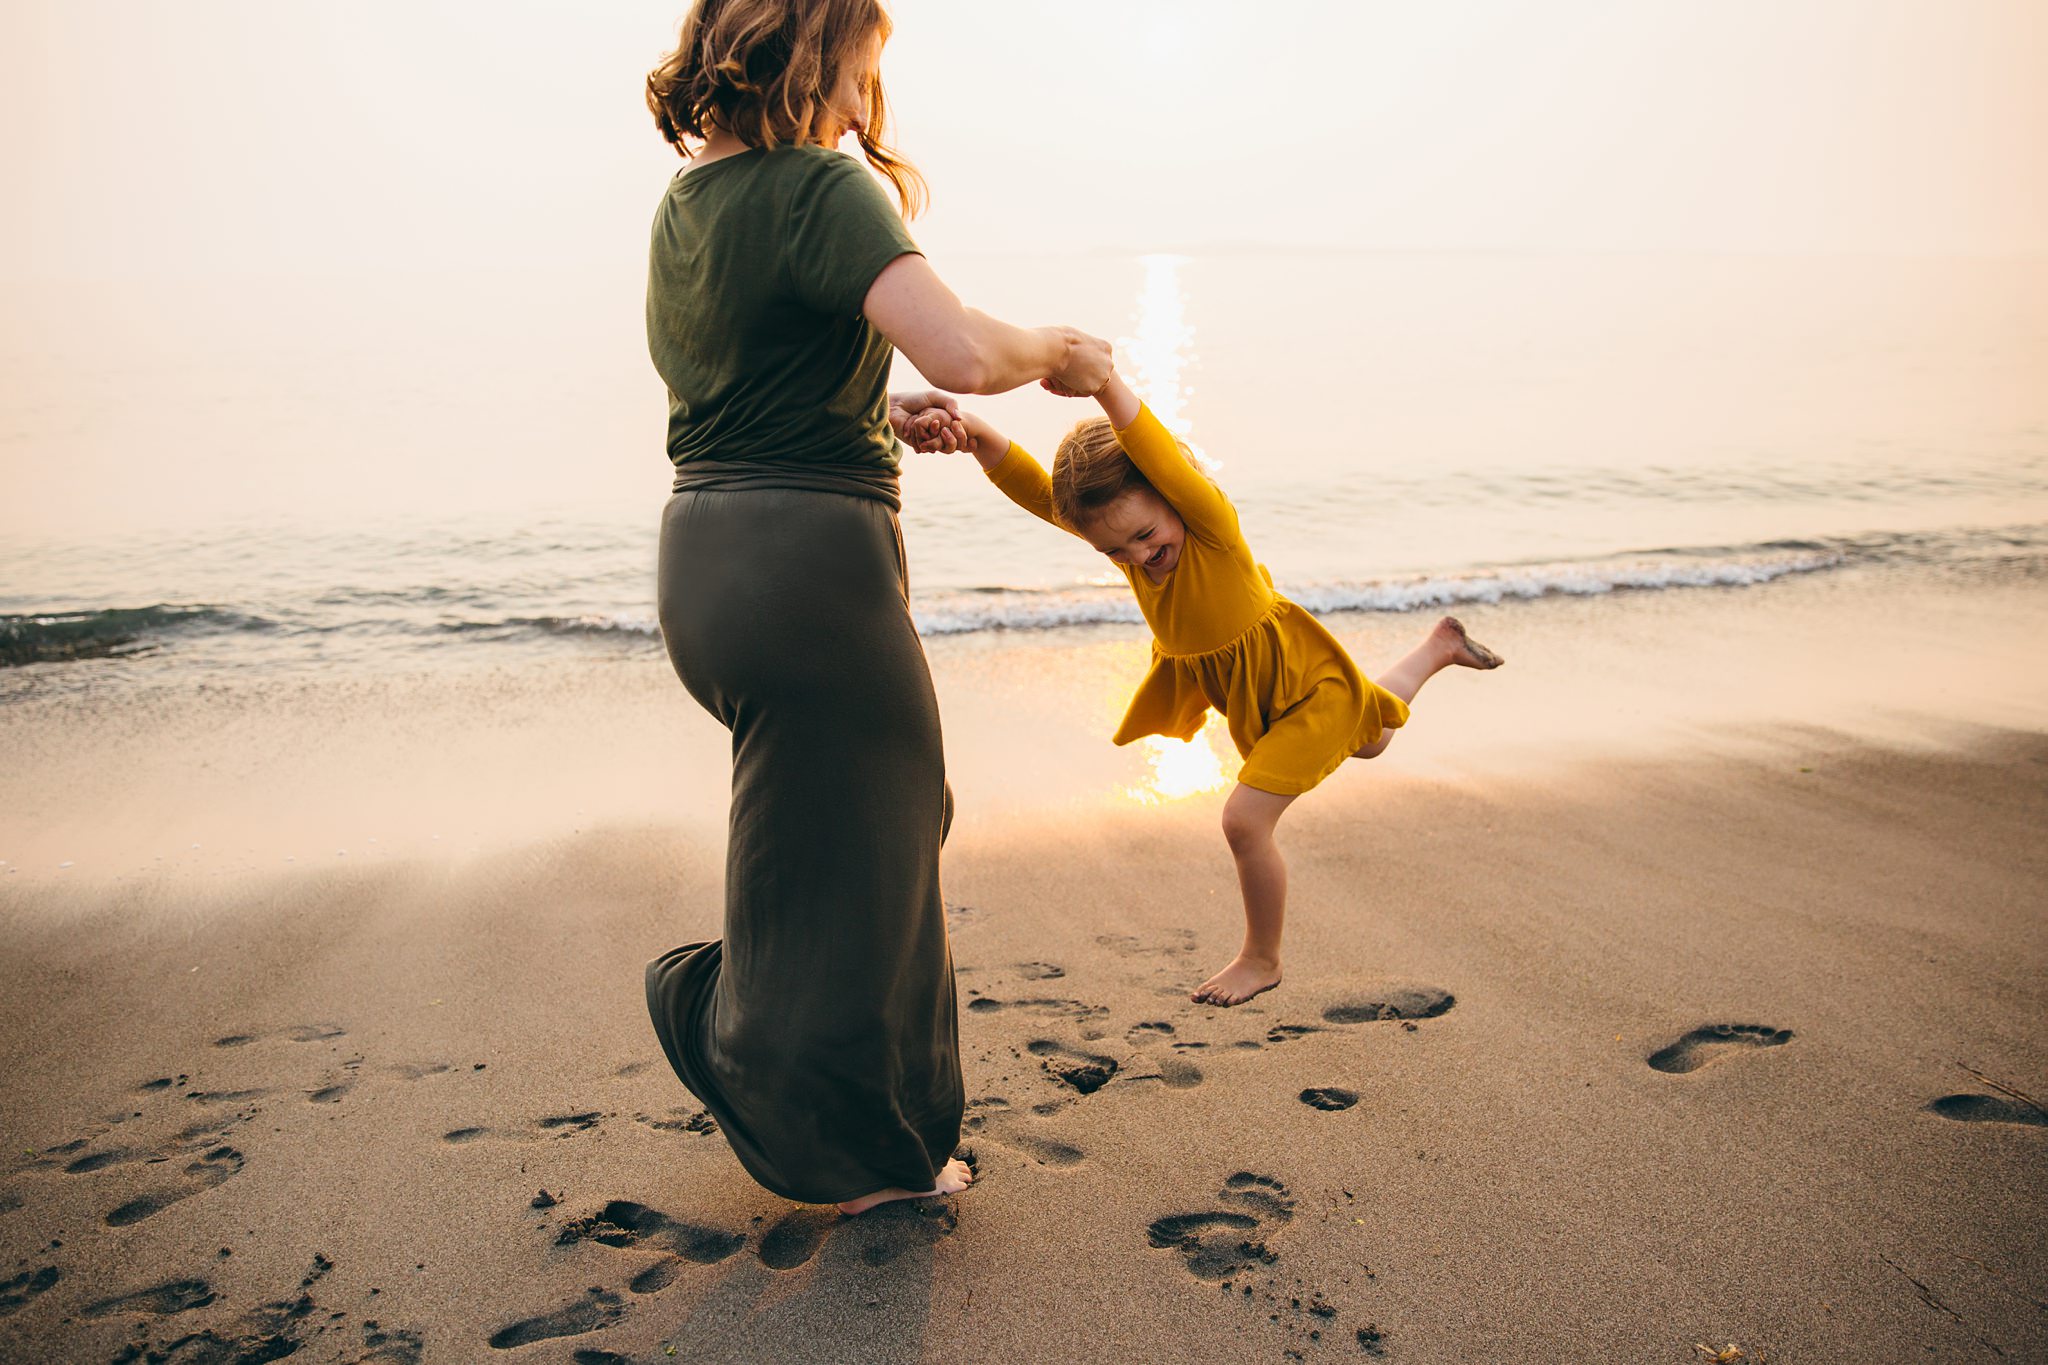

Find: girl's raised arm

[1082,374,1237,544]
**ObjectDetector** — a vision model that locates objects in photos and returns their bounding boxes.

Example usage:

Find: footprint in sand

[212,1023,347,1047]
[1016,961,1066,980]
[1322,986,1455,1025]
[1146,1173,1296,1281]
[1097,930,1198,959]
[1121,1024,1205,1089]
[179,1085,273,1106]
[487,1287,628,1351]
[64,1147,138,1174]
[1647,1023,1793,1074]
[99,1254,394,1364]
[1925,1094,2048,1127]
[357,1321,427,1364]
[632,1108,717,1135]
[441,1112,609,1145]
[759,1207,839,1270]
[82,1278,218,1318]
[964,1096,1086,1165]
[105,1145,244,1227]
[846,1201,958,1267]
[961,1095,1011,1132]
[1299,1087,1358,1112]
[0,1267,60,1316]
[1027,1040,1119,1094]
[965,996,1109,1021]
[556,1200,747,1266]
[987,1124,1087,1167]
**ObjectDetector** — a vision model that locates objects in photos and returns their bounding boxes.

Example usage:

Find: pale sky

[2,0,2044,287]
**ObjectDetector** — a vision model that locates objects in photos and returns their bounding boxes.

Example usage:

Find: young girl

[908,373,1502,1007]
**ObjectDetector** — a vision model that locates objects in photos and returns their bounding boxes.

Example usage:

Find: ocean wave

[435,613,659,641]
[913,546,1845,636]
[0,605,251,668]
[8,523,2041,668]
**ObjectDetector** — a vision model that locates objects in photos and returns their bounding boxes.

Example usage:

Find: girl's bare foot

[1436,616,1504,670]
[836,1157,974,1216]
[1192,955,1282,1007]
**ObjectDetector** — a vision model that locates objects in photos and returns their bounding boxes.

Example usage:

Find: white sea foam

[911,548,1843,637]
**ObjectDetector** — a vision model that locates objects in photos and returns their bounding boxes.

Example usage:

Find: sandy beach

[2,563,2044,1364]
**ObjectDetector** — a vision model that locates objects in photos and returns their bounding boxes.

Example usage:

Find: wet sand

[1,566,2044,1363]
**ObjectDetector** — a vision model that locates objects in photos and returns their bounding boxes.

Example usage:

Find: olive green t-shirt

[646,144,921,508]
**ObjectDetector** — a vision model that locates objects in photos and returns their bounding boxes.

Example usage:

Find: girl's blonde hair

[646,0,927,216]
[1051,417,1206,531]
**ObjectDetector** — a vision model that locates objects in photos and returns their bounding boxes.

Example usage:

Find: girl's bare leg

[837,1157,974,1215]
[1352,616,1503,760]
[1195,783,1298,1006]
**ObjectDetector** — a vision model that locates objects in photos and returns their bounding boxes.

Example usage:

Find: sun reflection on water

[1114,252,1231,806]
[1119,253,1207,465]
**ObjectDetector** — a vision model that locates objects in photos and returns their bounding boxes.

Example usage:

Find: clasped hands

[888,371,1111,457]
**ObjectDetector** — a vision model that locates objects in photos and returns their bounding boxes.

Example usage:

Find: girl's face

[1082,487,1186,583]
[816,31,881,145]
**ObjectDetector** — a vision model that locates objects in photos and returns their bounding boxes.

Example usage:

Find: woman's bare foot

[1192,954,1282,1007]
[1436,616,1504,670]
[835,1157,974,1216]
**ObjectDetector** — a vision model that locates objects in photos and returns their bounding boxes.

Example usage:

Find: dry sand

[1,567,2044,1363]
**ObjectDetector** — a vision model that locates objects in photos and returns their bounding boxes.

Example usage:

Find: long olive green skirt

[646,485,961,1204]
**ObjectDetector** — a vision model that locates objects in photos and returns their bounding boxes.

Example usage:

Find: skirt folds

[646,486,961,1204]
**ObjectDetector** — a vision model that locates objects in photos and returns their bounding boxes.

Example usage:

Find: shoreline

[3,556,2045,885]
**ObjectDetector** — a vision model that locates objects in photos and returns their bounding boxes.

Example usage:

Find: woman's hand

[897,399,1009,470]
[1044,369,1139,428]
[903,407,964,452]
[1047,328,1113,397]
[889,389,966,452]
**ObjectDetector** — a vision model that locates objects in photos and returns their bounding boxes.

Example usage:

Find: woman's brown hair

[647,0,927,216]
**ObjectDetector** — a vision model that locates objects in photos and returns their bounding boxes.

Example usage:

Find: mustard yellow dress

[986,403,1408,796]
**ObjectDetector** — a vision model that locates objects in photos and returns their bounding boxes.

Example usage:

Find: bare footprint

[1647,1023,1793,1074]
[847,1200,958,1266]
[1323,987,1455,1024]
[1925,1094,2048,1127]
[555,1200,746,1264]
[1147,1174,1294,1281]
[965,996,1108,1020]
[486,1288,627,1351]
[981,1124,1085,1168]
[82,1279,217,1318]
[105,1145,244,1227]
[0,1267,60,1316]
[759,1208,838,1270]
[1027,1040,1119,1094]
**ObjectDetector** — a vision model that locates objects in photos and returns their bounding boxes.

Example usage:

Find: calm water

[4,252,2045,689]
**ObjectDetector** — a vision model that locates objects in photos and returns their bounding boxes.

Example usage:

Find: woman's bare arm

[864,255,1111,396]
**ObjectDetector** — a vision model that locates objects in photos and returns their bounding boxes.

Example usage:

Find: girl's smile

[1083,487,1185,583]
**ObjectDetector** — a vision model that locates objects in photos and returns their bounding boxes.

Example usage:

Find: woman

[640,0,1113,1216]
